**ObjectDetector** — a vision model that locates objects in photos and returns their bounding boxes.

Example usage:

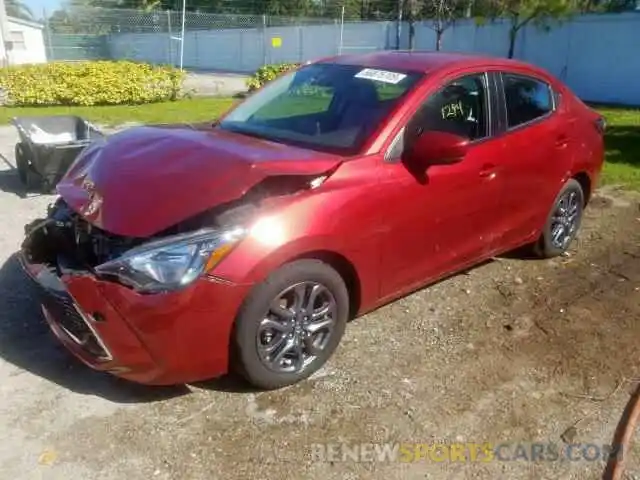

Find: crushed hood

[56,124,342,237]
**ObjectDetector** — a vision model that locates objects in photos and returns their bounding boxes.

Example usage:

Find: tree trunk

[409,21,416,50]
[507,26,517,58]
[465,0,473,17]
[435,18,443,51]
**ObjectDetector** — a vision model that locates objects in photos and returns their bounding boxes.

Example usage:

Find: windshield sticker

[354,68,407,84]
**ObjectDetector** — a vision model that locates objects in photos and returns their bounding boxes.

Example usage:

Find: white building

[2,16,47,66]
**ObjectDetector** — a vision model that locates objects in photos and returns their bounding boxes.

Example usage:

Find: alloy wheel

[550,189,581,249]
[256,281,337,374]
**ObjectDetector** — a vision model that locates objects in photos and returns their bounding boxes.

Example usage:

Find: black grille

[39,286,110,361]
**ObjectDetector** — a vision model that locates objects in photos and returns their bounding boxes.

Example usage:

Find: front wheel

[534,178,585,258]
[233,259,349,390]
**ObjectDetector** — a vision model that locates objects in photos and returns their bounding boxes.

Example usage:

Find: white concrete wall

[99,12,640,105]
[414,13,640,105]
[6,20,47,65]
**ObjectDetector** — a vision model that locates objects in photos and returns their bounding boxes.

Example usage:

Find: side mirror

[406,130,470,167]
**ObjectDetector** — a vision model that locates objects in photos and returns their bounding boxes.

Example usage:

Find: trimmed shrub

[0,61,186,106]
[246,63,301,91]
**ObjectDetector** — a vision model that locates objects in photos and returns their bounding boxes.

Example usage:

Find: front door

[377,72,506,299]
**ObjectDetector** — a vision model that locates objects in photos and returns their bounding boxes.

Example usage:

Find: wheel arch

[225,236,372,321]
[286,250,362,320]
[572,171,592,206]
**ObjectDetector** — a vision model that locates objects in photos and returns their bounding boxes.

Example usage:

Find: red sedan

[20,52,605,390]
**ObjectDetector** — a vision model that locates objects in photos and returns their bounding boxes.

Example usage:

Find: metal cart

[11,115,104,193]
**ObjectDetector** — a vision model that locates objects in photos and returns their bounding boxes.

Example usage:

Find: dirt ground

[0,124,639,479]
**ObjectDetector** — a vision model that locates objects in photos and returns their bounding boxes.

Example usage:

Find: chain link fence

[42,7,398,73]
[35,6,640,104]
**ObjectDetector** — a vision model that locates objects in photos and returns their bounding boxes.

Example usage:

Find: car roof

[320,50,547,77]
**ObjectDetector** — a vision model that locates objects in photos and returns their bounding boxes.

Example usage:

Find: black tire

[39,178,55,194]
[15,142,29,185]
[15,143,45,192]
[233,259,349,390]
[534,179,585,258]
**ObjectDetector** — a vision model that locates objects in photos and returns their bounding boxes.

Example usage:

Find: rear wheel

[534,179,585,258]
[233,259,349,390]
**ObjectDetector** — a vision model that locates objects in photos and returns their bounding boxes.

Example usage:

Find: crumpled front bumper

[19,252,250,386]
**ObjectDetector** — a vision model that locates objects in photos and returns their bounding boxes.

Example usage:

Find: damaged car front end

[19,196,259,384]
[19,121,342,385]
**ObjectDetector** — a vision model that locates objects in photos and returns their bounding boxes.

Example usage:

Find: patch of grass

[253,95,330,119]
[0,97,237,127]
[596,106,640,190]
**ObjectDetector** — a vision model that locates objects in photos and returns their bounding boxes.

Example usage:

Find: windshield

[219,63,424,155]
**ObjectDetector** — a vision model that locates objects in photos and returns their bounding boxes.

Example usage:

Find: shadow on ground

[0,153,50,199]
[192,375,262,394]
[0,154,30,198]
[0,253,190,403]
[605,125,640,168]
[0,170,26,197]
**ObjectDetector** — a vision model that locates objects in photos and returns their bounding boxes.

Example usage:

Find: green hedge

[0,61,186,106]
[246,63,301,91]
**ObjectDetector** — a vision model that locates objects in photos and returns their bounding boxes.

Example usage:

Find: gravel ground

[0,124,639,480]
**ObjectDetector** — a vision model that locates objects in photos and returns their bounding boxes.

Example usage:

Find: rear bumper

[19,253,250,385]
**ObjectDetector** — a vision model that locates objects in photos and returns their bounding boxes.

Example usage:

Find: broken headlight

[95,227,246,293]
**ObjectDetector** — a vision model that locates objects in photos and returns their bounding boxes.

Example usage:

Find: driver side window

[406,73,489,147]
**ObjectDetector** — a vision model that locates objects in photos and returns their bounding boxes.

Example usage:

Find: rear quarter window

[502,73,555,128]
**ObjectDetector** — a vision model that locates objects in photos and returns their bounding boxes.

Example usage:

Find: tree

[476,0,578,58]
[6,0,34,19]
[424,0,464,50]
[404,0,463,51]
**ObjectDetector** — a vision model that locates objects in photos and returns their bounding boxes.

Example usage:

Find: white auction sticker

[354,68,407,84]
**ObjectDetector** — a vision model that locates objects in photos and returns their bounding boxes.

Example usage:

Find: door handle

[479,164,497,178]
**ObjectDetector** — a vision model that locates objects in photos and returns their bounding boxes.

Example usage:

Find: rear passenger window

[503,74,554,128]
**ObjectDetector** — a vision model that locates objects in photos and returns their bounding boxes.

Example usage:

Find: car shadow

[0,253,192,403]
[191,375,262,394]
[497,244,539,260]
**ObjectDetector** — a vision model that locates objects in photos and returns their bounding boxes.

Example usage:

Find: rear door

[490,71,574,249]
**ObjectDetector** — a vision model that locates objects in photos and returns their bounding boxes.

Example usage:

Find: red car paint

[21,52,604,385]
[58,125,343,237]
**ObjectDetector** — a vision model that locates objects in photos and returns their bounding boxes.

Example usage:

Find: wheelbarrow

[11,115,105,193]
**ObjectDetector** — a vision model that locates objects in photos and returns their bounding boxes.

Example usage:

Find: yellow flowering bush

[246,63,301,91]
[0,61,186,106]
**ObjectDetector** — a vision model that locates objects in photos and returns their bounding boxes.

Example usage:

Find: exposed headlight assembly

[95,227,246,293]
